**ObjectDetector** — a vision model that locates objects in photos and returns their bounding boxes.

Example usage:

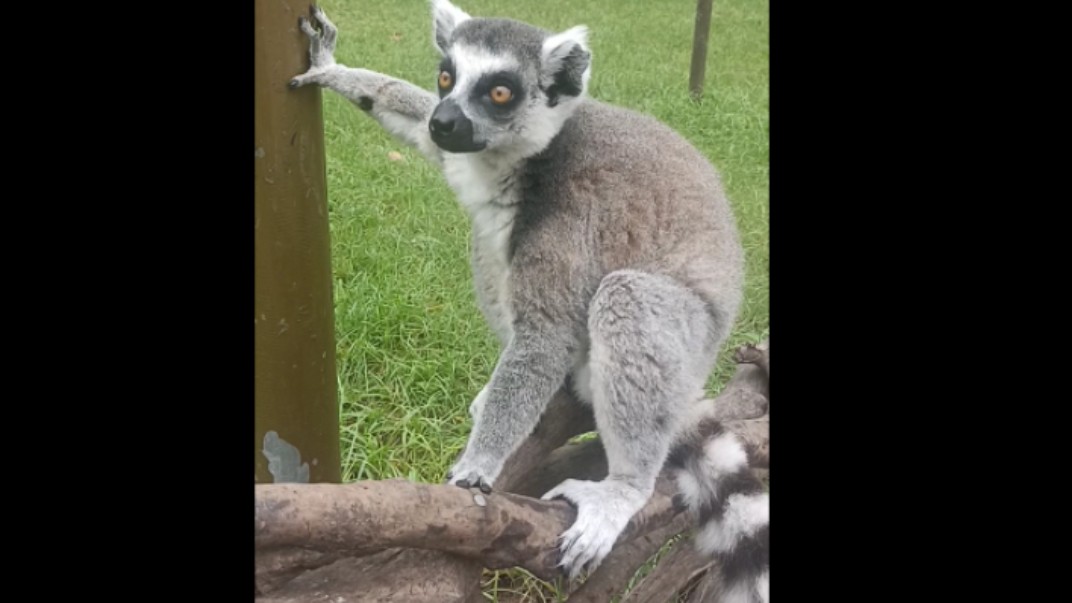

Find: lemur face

[429,1,591,155]
[430,37,530,153]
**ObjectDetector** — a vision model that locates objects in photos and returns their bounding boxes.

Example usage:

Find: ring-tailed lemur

[291,2,768,600]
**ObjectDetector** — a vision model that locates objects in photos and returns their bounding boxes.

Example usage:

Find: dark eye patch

[471,71,524,113]
[437,56,455,98]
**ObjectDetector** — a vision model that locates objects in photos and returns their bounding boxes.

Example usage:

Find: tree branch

[621,536,714,603]
[256,477,685,583]
[257,549,481,603]
[255,340,770,600]
[256,479,574,578]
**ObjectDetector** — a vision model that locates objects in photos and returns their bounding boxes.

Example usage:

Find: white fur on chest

[443,154,519,345]
[443,154,595,403]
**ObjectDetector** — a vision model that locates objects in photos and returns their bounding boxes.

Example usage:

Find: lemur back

[512,99,743,330]
[457,98,743,346]
[292,3,767,601]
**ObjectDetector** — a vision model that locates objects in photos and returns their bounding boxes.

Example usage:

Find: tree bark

[621,537,714,603]
[256,475,690,582]
[255,340,769,600]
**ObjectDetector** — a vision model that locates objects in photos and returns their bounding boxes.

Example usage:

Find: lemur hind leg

[543,269,727,579]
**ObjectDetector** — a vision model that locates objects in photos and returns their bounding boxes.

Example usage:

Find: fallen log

[256,476,684,582]
[255,339,769,601]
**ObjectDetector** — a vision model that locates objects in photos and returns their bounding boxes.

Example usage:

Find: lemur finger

[289,73,319,89]
[310,5,338,47]
[298,16,319,39]
[559,541,586,580]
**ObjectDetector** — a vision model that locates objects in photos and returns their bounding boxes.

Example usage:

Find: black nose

[428,99,486,153]
[429,114,455,135]
[429,100,465,135]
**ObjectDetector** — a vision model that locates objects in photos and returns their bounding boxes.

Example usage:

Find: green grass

[319,0,767,598]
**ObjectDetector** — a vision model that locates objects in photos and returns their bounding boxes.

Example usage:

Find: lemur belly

[445,154,594,404]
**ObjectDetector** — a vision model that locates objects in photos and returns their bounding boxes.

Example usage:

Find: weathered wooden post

[254,0,341,484]
[689,0,715,99]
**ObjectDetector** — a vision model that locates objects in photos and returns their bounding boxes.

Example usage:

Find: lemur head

[428,0,592,156]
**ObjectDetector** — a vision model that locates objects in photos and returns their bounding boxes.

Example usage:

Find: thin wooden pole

[254,0,340,484]
[689,0,715,99]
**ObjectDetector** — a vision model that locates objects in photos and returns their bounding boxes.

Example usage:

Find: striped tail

[667,417,769,603]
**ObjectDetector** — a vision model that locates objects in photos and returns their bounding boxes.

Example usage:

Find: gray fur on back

[509,99,742,343]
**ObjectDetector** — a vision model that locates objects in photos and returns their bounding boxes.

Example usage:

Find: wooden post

[254,0,341,484]
[689,0,715,99]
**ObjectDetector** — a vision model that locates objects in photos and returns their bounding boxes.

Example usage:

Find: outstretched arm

[290,6,443,165]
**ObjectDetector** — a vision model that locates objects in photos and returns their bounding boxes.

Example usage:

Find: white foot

[541,478,651,579]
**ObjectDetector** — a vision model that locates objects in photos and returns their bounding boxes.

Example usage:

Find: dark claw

[288,78,300,89]
[557,554,571,577]
[298,16,306,27]
[452,476,492,493]
[672,493,688,512]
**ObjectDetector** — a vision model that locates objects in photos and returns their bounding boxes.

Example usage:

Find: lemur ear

[431,0,472,55]
[540,26,592,107]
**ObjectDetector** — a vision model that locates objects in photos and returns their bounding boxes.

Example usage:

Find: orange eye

[438,71,453,89]
[490,86,513,105]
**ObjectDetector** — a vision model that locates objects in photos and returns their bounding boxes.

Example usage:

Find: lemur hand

[290,5,339,89]
[445,455,497,494]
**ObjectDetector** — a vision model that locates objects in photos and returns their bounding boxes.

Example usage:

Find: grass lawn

[317,0,767,599]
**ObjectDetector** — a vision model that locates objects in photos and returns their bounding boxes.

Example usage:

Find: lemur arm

[448,234,585,490]
[448,321,577,491]
[290,7,443,165]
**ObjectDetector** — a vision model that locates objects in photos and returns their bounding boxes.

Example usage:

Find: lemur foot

[542,478,650,580]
